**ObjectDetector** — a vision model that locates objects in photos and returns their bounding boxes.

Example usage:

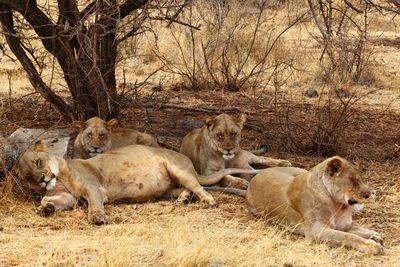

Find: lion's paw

[88,209,107,225]
[225,177,249,190]
[37,203,56,217]
[363,239,384,255]
[277,160,292,167]
[175,196,190,206]
[370,232,384,246]
[200,195,217,208]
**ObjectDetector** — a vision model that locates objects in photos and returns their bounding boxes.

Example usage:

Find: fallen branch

[142,103,264,131]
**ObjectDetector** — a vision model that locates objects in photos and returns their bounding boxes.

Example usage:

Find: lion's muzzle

[38,173,57,190]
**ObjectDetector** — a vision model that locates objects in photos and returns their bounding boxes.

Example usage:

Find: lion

[73,117,159,159]
[207,156,384,254]
[15,141,260,224]
[179,113,291,188]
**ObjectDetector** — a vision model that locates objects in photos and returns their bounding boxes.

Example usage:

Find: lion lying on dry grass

[208,156,384,254]
[15,141,260,224]
[73,117,159,159]
[180,113,291,188]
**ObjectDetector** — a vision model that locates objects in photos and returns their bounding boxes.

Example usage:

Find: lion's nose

[92,146,100,150]
[362,191,371,199]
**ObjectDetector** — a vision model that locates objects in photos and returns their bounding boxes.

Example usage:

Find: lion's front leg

[307,224,384,255]
[38,192,77,217]
[166,188,192,205]
[347,224,383,245]
[249,154,291,168]
[84,188,107,225]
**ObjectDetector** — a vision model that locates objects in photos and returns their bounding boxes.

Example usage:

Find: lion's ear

[204,117,215,130]
[34,140,47,153]
[106,119,118,130]
[73,121,87,132]
[326,157,343,176]
[236,113,246,129]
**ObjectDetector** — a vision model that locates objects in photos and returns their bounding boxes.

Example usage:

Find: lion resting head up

[73,117,117,158]
[322,157,371,206]
[246,156,383,254]
[204,113,245,160]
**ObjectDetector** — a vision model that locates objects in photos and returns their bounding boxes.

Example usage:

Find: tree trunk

[0,0,148,120]
[55,0,120,120]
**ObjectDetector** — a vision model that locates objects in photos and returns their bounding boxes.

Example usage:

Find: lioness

[73,117,159,159]
[179,113,291,188]
[15,141,260,224]
[246,156,383,254]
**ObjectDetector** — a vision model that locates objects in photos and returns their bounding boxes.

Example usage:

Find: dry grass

[1,158,400,267]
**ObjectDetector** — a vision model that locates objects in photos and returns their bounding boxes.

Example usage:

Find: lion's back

[111,129,158,149]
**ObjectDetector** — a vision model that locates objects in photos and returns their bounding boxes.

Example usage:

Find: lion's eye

[38,174,45,183]
[99,134,106,139]
[350,176,360,185]
[217,133,224,139]
[230,132,237,138]
[87,132,93,137]
[35,159,41,167]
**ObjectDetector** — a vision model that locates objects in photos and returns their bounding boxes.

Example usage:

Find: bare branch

[344,0,363,13]
[120,0,149,19]
[0,5,74,119]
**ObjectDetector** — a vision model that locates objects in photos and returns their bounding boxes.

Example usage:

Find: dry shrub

[316,38,379,87]
[152,0,301,92]
[274,87,381,157]
[308,0,379,87]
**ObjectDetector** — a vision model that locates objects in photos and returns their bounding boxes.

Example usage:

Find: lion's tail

[203,186,246,197]
[249,144,268,155]
[197,168,260,186]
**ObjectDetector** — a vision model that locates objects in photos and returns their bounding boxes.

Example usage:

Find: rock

[305,88,319,98]
[1,128,70,170]
[174,119,203,129]
[289,81,301,88]
[336,89,351,98]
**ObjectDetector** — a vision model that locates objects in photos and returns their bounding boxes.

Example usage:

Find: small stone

[337,90,351,98]
[156,249,165,257]
[207,262,224,267]
[331,251,338,259]
[305,88,318,98]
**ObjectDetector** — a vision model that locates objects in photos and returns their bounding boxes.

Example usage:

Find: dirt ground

[1,2,400,266]
[0,88,399,266]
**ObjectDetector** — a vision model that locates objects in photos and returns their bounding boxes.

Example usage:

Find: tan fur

[179,113,291,188]
[73,117,159,159]
[15,141,260,224]
[246,156,384,254]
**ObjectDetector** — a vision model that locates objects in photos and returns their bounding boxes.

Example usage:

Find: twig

[155,103,243,114]
[7,73,12,110]
[150,16,201,30]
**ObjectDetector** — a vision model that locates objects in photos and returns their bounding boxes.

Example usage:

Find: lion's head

[15,140,59,192]
[322,156,371,207]
[204,113,245,160]
[74,117,118,158]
